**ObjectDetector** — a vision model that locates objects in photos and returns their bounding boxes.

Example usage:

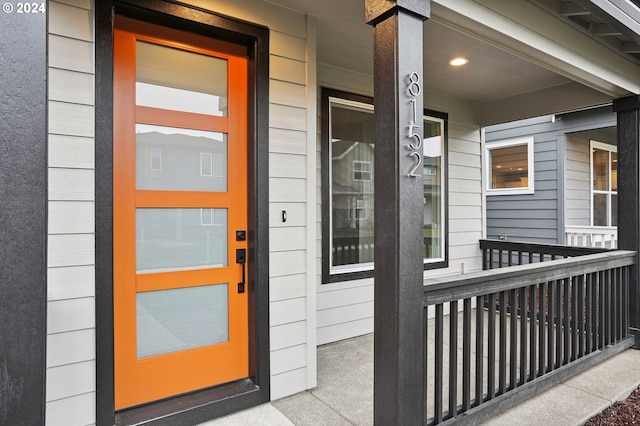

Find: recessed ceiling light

[449,57,469,67]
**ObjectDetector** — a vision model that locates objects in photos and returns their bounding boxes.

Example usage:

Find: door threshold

[116,378,264,425]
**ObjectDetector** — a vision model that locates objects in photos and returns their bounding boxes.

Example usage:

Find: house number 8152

[407,72,422,177]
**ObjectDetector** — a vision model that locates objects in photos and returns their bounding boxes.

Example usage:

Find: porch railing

[565,225,618,249]
[422,240,635,425]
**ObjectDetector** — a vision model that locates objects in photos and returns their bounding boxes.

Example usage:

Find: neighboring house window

[485,137,534,195]
[353,160,372,181]
[591,140,617,227]
[321,88,448,283]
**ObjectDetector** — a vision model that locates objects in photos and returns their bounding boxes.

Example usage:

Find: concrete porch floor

[202,333,640,425]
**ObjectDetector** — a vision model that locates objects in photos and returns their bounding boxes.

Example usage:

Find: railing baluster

[489,248,494,270]
[598,271,605,349]
[555,280,562,369]
[499,291,507,394]
[605,269,612,346]
[585,273,592,354]
[475,295,484,407]
[570,275,578,361]
[615,267,621,342]
[563,277,571,365]
[449,300,458,419]
[488,294,496,399]
[424,306,429,423]
[618,267,624,341]
[538,282,546,377]
[463,298,471,411]
[435,303,444,424]
[529,284,537,381]
[519,286,527,385]
[548,281,555,373]
[613,268,616,341]
[509,289,517,389]
[482,246,488,270]
[577,275,585,359]
[624,266,630,336]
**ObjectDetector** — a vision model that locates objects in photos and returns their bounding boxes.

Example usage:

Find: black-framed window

[321,88,448,283]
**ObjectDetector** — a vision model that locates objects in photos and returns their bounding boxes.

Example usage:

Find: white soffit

[434,0,640,96]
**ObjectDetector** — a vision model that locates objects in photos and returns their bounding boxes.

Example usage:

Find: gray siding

[485,106,616,245]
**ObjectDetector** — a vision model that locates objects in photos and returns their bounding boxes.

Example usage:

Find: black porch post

[0,5,47,425]
[614,96,640,346]
[365,1,429,424]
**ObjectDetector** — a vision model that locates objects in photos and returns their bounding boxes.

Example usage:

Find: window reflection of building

[323,89,447,282]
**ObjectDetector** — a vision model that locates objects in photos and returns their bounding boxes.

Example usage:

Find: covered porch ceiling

[267,0,640,125]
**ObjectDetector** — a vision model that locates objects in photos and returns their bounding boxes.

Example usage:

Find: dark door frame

[95,1,270,424]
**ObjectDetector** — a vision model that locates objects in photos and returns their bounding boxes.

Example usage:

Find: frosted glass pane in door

[136,41,228,116]
[137,284,228,358]
[136,124,227,191]
[136,208,228,272]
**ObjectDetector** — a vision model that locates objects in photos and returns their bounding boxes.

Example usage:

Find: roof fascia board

[432,0,640,96]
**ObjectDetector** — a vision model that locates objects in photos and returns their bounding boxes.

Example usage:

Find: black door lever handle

[236,248,246,293]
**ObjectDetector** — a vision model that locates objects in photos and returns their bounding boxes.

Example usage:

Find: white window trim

[485,136,534,196]
[590,140,617,227]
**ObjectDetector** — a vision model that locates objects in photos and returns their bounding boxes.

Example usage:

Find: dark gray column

[0,6,47,425]
[614,95,640,346]
[365,1,429,424]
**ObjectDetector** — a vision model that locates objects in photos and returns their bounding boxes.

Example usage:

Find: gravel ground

[584,387,640,425]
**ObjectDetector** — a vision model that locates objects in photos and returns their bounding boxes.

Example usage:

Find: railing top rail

[565,225,618,231]
[423,250,635,306]
[479,239,610,256]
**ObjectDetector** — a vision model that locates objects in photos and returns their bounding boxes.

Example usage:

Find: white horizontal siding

[270,128,307,155]
[49,35,94,73]
[48,201,94,234]
[48,135,94,169]
[47,1,96,424]
[46,361,95,402]
[271,321,307,351]
[48,265,94,301]
[270,274,307,302]
[271,344,307,375]
[47,297,95,335]
[47,329,95,368]
[270,368,307,400]
[48,234,94,268]
[46,392,95,426]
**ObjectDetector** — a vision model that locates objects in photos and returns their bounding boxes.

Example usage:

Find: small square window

[353,161,372,181]
[486,137,534,195]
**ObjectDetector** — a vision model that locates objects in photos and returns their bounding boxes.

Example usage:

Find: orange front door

[113,17,249,409]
